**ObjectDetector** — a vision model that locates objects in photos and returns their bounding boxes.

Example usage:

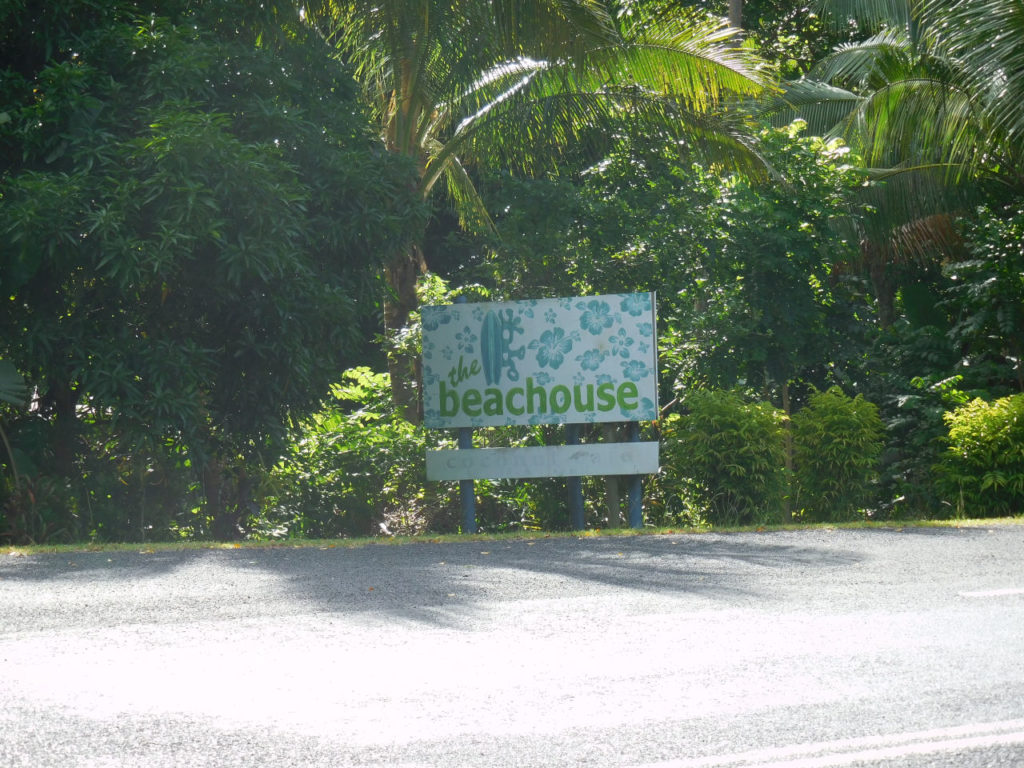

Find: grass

[5,515,1023,557]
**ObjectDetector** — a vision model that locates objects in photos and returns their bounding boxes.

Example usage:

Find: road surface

[1,525,1023,767]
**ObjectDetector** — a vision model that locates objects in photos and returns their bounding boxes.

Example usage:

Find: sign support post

[565,423,585,530]
[458,425,476,533]
[627,421,643,528]
[453,296,477,533]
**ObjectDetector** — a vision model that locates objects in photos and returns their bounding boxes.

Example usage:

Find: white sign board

[426,442,660,481]
[422,293,657,429]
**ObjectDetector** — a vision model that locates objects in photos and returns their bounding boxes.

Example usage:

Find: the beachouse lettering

[422,293,657,428]
[440,375,639,419]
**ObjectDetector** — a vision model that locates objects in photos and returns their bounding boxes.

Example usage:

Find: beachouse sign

[422,293,657,429]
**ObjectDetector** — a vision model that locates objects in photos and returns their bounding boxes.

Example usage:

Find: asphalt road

[1,525,1022,767]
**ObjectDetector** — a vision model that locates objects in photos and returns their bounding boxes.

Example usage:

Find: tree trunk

[50,379,77,481]
[384,244,428,423]
[202,458,225,536]
[864,241,897,328]
[204,458,252,541]
[728,0,743,29]
[782,380,794,522]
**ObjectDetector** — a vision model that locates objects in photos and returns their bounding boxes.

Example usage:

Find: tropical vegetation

[2,0,1023,543]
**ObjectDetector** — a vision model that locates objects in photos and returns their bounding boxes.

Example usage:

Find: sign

[425,442,660,481]
[422,293,657,429]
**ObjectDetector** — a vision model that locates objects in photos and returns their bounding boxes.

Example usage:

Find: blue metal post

[458,426,476,533]
[566,423,585,530]
[627,421,643,528]
[454,296,476,533]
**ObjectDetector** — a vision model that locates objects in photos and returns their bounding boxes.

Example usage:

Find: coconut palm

[920,0,1024,185]
[765,0,1024,195]
[759,0,1024,322]
[305,0,769,418]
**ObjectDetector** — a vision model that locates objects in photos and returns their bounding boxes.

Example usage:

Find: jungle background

[3,0,1023,543]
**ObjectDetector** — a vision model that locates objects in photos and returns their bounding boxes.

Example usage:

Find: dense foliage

[3,0,1023,543]
[936,394,1024,518]
[661,390,788,526]
[0,0,427,541]
[790,387,885,521]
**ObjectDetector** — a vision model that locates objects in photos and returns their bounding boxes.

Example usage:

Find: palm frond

[849,78,982,176]
[319,3,500,130]
[588,14,766,112]
[887,213,960,261]
[921,0,1024,158]
[0,360,27,408]
[813,0,912,33]
[489,0,617,58]
[420,136,495,234]
[318,1,773,231]
[434,80,767,185]
[856,162,975,246]
[424,9,768,189]
[444,56,547,139]
[810,29,913,88]
[758,79,862,134]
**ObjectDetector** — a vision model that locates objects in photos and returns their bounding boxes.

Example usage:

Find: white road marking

[959,587,1024,598]
[627,719,1024,768]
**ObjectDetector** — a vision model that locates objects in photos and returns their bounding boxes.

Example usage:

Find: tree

[455,120,868,409]
[920,0,1024,187]
[800,0,1024,185]
[305,0,770,419]
[755,0,1024,516]
[763,0,1024,218]
[0,0,428,540]
[755,2,975,325]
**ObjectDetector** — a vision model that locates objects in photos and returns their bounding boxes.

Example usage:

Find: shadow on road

[1,530,875,628]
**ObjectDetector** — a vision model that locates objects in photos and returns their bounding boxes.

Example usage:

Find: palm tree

[759,0,1024,324]
[767,0,1024,195]
[920,0,1024,186]
[305,0,769,418]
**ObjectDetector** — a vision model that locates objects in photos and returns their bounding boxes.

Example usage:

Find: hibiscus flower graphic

[621,359,650,381]
[579,300,613,335]
[529,327,579,369]
[620,293,652,317]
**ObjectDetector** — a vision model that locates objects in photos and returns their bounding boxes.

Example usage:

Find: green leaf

[0,361,28,408]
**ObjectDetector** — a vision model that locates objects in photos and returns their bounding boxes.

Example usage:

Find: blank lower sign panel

[426,442,660,481]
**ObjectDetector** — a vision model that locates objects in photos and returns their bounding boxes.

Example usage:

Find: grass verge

[5,516,1023,557]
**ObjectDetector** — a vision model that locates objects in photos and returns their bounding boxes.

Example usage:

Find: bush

[791,387,885,521]
[936,393,1024,518]
[661,389,787,526]
[263,366,601,536]
[263,367,455,538]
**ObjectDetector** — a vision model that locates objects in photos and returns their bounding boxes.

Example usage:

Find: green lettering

[550,385,571,414]
[618,381,639,411]
[597,381,617,411]
[573,384,594,412]
[483,388,504,416]
[463,388,482,417]
[526,377,547,414]
[440,381,458,417]
[506,387,525,415]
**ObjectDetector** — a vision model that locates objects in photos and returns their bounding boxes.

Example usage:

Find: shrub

[661,389,787,526]
[262,366,570,538]
[263,367,456,538]
[936,393,1024,518]
[791,387,885,521]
